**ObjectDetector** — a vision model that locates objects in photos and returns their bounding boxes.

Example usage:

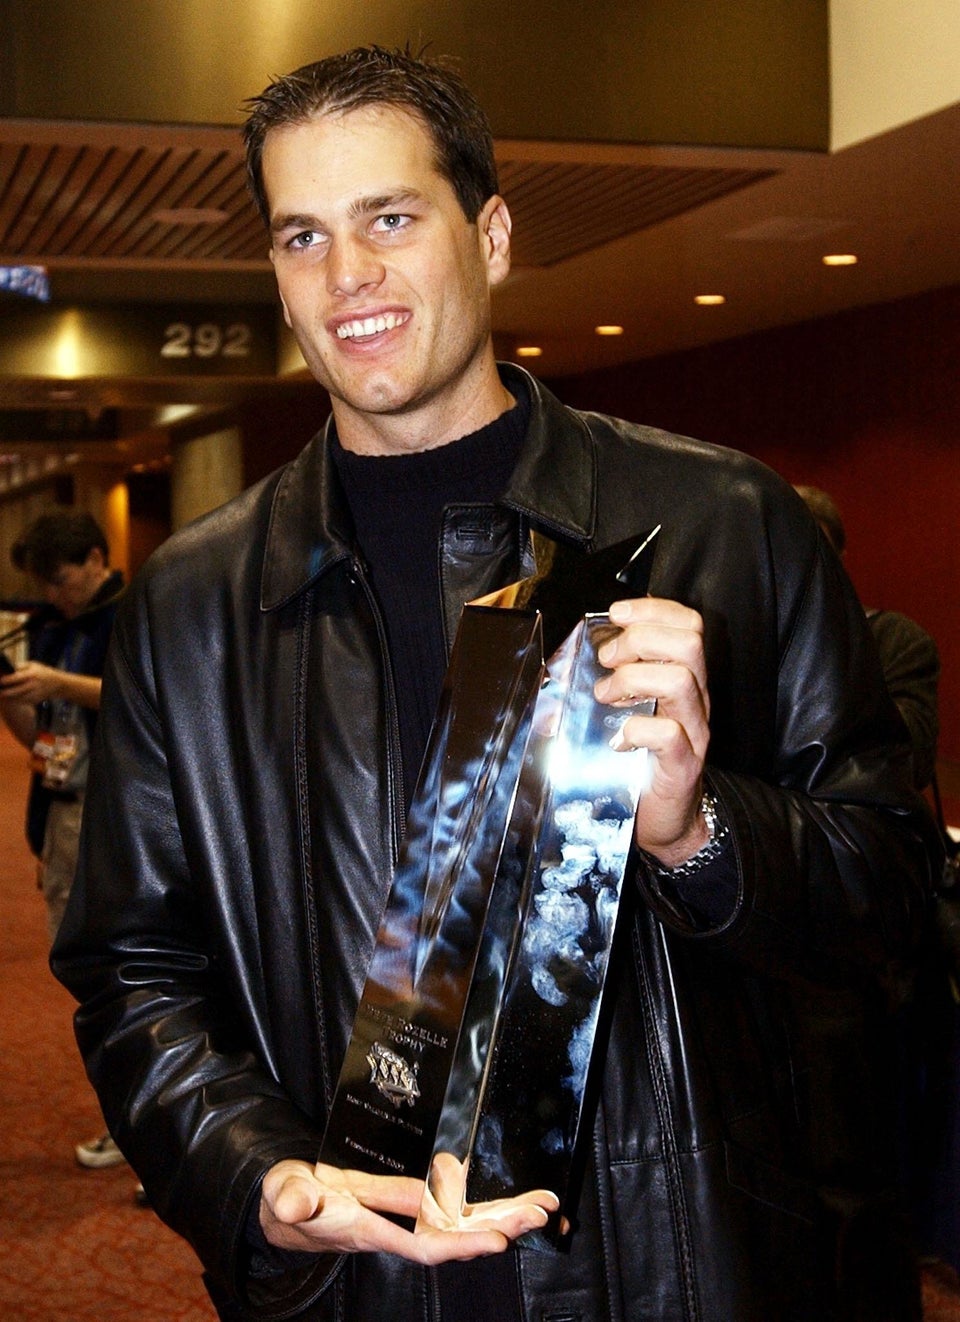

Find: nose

[326,234,385,298]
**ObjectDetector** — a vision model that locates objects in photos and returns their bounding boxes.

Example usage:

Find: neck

[333,356,515,457]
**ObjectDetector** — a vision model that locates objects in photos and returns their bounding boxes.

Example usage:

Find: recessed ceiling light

[151,207,230,226]
[695,294,726,306]
[822,253,858,266]
[595,325,624,336]
[515,346,543,358]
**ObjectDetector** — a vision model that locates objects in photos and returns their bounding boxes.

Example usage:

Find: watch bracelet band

[642,791,730,880]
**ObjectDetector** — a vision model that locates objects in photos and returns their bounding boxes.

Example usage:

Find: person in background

[51,47,939,1322]
[0,509,124,1171]
[794,484,939,790]
[795,483,958,1282]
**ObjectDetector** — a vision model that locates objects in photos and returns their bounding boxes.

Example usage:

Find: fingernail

[597,642,615,665]
[609,601,631,623]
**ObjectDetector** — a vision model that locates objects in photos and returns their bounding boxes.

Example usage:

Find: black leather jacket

[53,367,936,1321]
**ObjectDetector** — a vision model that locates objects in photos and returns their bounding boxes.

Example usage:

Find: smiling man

[264,105,513,453]
[52,46,938,1322]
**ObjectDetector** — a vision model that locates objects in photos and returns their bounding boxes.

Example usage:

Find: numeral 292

[161,322,253,359]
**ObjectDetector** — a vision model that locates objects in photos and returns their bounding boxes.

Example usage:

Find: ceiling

[1,95,960,463]
[0,119,774,277]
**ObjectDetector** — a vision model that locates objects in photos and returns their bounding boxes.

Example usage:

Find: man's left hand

[595,596,711,867]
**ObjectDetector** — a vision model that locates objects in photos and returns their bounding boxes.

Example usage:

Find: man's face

[264,105,511,454]
[42,549,106,619]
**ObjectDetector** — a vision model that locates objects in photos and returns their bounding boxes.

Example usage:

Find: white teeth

[336,313,404,339]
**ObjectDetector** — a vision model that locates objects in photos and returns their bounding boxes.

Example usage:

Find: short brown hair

[242,45,499,228]
[12,510,108,583]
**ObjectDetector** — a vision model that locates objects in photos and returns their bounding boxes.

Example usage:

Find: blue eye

[374,214,410,234]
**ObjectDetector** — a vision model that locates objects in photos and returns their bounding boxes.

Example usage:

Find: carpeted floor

[0,719,957,1321]
[0,724,216,1321]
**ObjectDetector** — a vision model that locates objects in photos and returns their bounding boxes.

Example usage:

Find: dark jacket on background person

[866,607,940,790]
[25,569,124,855]
[52,367,938,1321]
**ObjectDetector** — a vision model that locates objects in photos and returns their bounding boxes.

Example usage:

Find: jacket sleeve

[868,608,940,789]
[50,583,340,1318]
[636,489,941,991]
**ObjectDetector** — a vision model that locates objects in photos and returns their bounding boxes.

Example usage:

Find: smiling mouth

[335,313,409,340]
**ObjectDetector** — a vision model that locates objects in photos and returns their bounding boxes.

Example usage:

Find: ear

[478,196,512,288]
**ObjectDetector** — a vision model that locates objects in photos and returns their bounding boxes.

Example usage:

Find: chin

[346,380,421,416]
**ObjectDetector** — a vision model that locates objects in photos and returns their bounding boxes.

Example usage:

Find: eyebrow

[270,212,322,237]
[270,189,426,235]
[347,189,424,220]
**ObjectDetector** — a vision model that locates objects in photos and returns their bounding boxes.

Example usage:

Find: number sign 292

[161,322,253,359]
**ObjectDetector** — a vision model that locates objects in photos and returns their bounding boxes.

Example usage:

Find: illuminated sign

[0,302,278,379]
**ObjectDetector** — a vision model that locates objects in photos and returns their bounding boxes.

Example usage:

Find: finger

[307,1192,513,1262]
[596,659,708,725]
[460,1188,559,1234]
[599,624,706,686]
[408,1226,512,1263]
[319,1163,426,1220]
[455,1202,551,1238]
[609,596,703,632]
[614,710,709,765]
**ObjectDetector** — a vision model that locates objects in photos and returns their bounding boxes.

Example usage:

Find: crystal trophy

[318,530,660,1243]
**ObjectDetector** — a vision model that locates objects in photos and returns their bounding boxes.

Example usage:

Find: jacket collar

[498,363,596,543]
[260,363,597,612]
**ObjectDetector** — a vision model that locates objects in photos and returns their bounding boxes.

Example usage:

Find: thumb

[266,1162,324,1225]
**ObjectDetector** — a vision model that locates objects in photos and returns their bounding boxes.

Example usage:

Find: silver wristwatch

[646,791,729,879]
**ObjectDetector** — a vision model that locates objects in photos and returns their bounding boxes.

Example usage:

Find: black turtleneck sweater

[332,387,529,811]
[331,393,532,1322]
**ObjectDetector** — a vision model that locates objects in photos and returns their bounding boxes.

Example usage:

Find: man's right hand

[260,1159,557,1263]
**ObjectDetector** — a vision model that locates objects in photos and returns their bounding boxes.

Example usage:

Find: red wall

[548,285,959,764]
